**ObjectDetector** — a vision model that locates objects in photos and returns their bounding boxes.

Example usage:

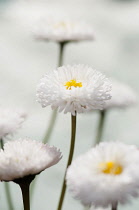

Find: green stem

[19,183,30,210]
[43,42,66,144]
[0,138,4,149]
[43,109,58,144]
[112,202,118,210]
[31,42,66,201]
[58,42,66,67]
[94,110,106,145]
[1,138,14,210]
[83,207,89,210]
[57,113,77,210]
[4,182,14,210]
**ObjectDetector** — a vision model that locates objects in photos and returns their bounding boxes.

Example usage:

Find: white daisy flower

[34,18,94,42]
[0,139,62,181]
[66,142,139,208]
[0,108,27,139]
[36,64,111,116]
[103,80,137,109]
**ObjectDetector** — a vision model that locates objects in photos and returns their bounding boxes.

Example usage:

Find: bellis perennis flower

[103,80,137,110]
[36,65,111,115]
[0,139,62,181]
[66,142,139,208]
[34,18,94,42]
[0,108,27,139]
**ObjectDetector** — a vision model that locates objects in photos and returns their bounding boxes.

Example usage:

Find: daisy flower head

[0,108,27,139]
[34,17,94,43]
[0,138,62,181]
[103,80,137,110]
[66,142,139,208]
[36,64,112,115]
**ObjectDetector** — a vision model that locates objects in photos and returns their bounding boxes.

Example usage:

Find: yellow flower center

[54,21,74,29]
[99,161,123,175]
[64,79,82,90]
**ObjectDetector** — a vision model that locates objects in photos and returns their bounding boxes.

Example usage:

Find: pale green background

[0,0,139,210]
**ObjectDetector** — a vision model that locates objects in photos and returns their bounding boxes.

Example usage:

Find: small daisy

[36,64,111,116]
[0,138,62,181]
[0,108,27,139]
[103,80,137,109]
[66,142,139,208]
[34,18,94,43]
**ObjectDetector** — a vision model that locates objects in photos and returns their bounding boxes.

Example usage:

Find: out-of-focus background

[0,0,139,209]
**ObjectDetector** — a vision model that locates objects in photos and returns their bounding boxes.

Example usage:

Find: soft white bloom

[103,80,137,109]
[0,139,62,181]
[34,18,94,42]
[36,64,111,115]
[0,108,27,139]
[66,142,139,208]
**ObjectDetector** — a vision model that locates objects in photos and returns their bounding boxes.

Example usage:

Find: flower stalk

[43,109,57,144]
[57,113,77,210]
[58,42,66,66]
[43,42,66,144]
[19,183,30,210]
[14,175,35,210]
[112,202,118,210]
[0,138,4,149]
[94,110,106,145]
[4,182,14,210]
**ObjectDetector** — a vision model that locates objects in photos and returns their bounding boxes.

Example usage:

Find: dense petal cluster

[103,80,137,109]
[66,142,139,208]
[0,139,62,181]
[0,108,27,139]
[34,18,94,42]
[36,65,111,115]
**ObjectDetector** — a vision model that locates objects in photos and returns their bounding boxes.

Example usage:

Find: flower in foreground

[103,80,137,110]
[34,18,94,42]
[66,142,139,208]
[36,64,111,116]
[0,108,27,139]
[0,139,62,181]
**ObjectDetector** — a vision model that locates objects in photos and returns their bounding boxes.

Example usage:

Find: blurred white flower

[34,18,94,42]
[104,80,137,109]
[0,108,27,139]
[66,142,139,208]
[36,64,111,115]
[0,139,62,181]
